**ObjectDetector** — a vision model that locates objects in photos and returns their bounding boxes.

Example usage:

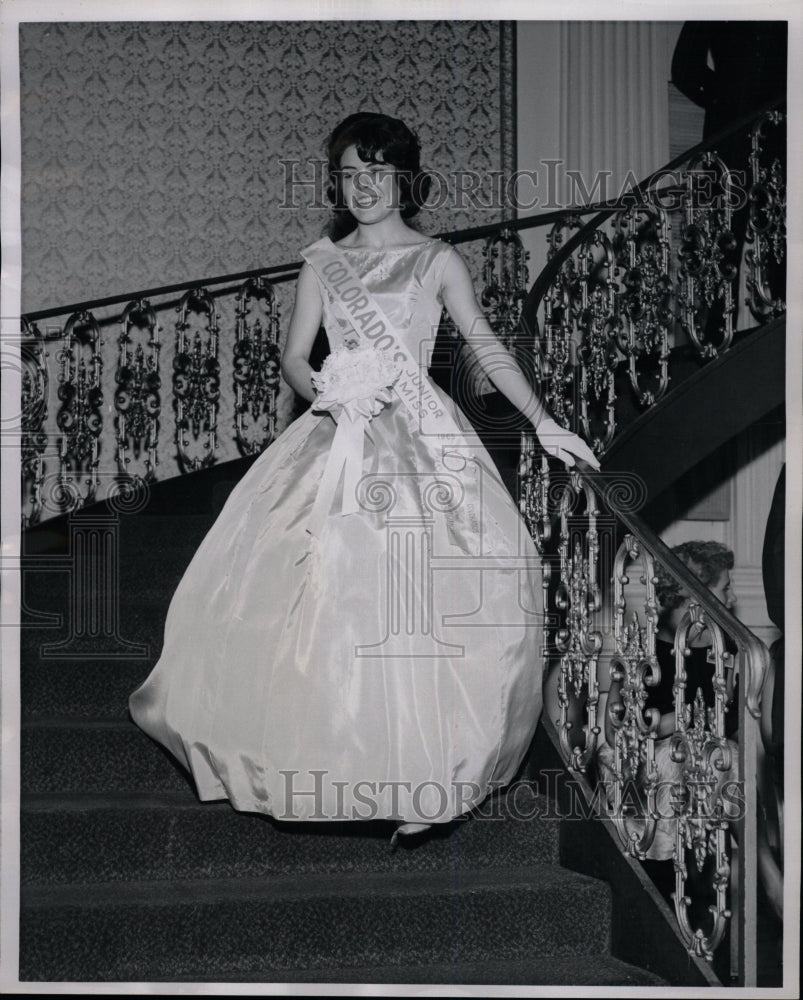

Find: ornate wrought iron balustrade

[518,452,770,983]
[20,268,296,527]
[19,232,531,528]
[523,105,785,455]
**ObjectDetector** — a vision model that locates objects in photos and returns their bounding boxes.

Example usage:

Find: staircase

[19,507,665,986]
[14,95,787,984]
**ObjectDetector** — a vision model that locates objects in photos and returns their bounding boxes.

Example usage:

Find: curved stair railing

[519,459,772,983]
[20,221,547,528]
[516,101,785,986]
[20,260,300,526]
[518,101,785,454]
[17,102,785,985]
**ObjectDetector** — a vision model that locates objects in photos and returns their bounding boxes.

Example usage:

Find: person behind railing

[650,541,739,722]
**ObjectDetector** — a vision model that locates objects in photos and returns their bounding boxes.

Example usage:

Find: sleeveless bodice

[314,239,453,352]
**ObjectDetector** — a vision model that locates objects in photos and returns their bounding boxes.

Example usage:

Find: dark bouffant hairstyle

[655,540,734,614]
[325,112,432,240]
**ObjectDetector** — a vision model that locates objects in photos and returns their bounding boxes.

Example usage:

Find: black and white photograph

[1,0,800,994]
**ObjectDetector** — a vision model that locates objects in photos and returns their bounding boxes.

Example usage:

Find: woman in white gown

[129,112,598,841]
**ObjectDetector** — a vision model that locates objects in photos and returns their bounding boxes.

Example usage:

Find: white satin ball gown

[129,238,544,824]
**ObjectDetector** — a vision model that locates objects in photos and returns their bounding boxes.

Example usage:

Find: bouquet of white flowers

[307,344,403,532]
[311,343,402,421]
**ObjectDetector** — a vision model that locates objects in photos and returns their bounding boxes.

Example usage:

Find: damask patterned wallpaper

[20,20,515,311]
[19,20,516,520]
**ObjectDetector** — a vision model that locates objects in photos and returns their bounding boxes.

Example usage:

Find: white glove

[535,416,600,469]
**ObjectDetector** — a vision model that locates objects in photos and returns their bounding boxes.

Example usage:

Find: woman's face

[662,564,736,632]
[708,569,736,611]
[338,144,400,225]
[676,567,736,618]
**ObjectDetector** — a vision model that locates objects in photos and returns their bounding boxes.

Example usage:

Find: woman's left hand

[535,416,600,470]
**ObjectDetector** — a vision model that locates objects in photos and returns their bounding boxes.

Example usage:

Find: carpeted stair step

[23,513,215,557]
[21,786,559,885]
[19,590,167,648]
[19,600,165,667]
[21,515,210,617]
[117,513,216,552]
[21,721,193,795]
[21,658,156,720]
[19,865,612,982]
[21,557,192,613]
[22,723,556,805]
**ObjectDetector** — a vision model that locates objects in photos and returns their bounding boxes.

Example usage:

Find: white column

[730,427,785,645]
[562,21,672,207]
[516,22,676,307]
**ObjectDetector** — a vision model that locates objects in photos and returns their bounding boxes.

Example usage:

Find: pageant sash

[301,237,480,549]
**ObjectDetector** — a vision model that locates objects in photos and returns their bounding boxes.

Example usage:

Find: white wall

[515,21,682,284]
